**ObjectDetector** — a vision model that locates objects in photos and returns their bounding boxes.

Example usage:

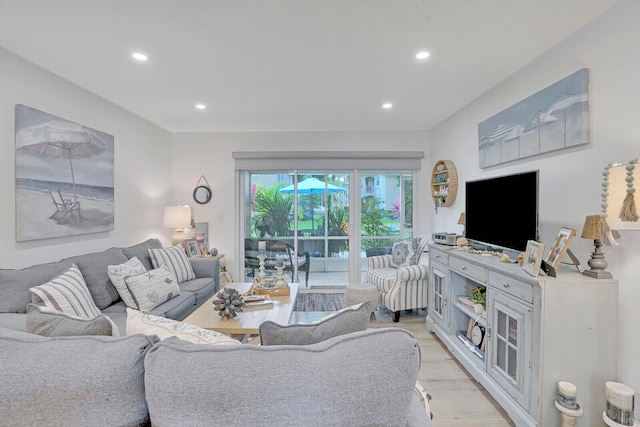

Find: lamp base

[582,239,613,279]
[171,229,187,246]
[582,269,613,279]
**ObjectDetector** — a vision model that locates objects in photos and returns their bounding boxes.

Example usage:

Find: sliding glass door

[360,171,413,255]
[242,169,412,287]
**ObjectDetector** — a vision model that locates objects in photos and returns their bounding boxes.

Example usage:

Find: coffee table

[184,282,299,336]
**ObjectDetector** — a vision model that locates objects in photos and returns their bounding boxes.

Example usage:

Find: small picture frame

[183,238,200,258]
[199,242,209,257]
[522,240,545,277]
[545,227,576,269]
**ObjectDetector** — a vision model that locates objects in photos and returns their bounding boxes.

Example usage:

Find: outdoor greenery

[361,196,391,250]
[253,184,293,237]
[320,206,349,256]
[252,182,405,255]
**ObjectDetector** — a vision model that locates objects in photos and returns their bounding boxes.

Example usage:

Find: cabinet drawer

[449,257,486,283]
[488,272,533,304]
[430,249,449,265]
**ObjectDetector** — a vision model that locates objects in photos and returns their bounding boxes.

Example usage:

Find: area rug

[293,293,345,312]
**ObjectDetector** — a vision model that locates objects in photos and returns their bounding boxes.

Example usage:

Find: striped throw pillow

[147,245,195,283]
[29,264,101,319]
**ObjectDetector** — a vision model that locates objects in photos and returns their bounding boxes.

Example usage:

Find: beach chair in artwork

[49,190,81,222]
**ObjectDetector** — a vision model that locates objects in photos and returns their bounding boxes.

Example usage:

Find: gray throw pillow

[26,304,117,337]
[390,237,419,267]
[259,301,372,345]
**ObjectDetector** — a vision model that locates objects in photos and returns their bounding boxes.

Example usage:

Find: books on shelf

[243,294,274,310]
[456,331,485,361]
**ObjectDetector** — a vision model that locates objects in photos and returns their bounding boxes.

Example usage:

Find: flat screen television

[465,171,539,253]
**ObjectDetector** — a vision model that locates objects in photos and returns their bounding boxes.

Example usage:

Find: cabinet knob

[461,266,466,270]
[502,282,510,288]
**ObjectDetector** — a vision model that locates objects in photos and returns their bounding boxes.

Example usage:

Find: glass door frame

[237,168,414,286]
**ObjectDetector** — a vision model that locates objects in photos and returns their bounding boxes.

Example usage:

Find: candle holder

[257,254,266,280]
[555,381,583,427]
[275,266,286,287]
[604,382,636,427]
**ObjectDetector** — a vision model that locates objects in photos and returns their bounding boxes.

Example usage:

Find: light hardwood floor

[368,307,515,426]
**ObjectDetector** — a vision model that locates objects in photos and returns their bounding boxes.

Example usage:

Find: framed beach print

[183,238,200,258]
[545,227,576,269]
[522,240,545,277]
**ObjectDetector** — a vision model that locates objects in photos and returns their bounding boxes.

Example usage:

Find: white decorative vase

[474,303,484,314]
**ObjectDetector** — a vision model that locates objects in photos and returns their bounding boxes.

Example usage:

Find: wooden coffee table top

[184,282,299,335]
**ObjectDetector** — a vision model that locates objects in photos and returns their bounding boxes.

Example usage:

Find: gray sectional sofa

[0,238,220,332]
[0,326,430,426]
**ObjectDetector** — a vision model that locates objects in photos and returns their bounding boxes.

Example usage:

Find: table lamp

[580,215,613,279]
[163,206,192,246]
[457,212,466,236]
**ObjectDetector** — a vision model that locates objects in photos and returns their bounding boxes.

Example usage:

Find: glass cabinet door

[487,291,532,410]
[430,263,449,330]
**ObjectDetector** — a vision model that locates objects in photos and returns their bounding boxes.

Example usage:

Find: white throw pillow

[147,245,196,283]
[107,257,147,308]
[126,308,240,345]
[29,264,102,319]
[124,265,181,312]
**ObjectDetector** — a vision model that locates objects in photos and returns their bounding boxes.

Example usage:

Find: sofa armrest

[367,254,393,269]
[188,258,220,289]
[397,264,429,282]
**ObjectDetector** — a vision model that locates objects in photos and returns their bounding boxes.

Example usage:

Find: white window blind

[233,151,423,171]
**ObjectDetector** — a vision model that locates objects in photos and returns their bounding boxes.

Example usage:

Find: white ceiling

[0,0,617,133]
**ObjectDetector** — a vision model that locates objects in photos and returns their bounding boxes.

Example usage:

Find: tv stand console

[426,244,618,426]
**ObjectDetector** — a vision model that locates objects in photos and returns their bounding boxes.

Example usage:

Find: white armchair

[363,234,431,322]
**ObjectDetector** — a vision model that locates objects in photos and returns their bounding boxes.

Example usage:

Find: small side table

[209,253,225,260]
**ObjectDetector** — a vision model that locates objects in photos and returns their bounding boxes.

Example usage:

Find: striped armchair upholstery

[363,234,431,322]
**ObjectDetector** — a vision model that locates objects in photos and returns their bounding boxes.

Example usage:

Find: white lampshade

[162,206,192,229]
[163,206,192,245]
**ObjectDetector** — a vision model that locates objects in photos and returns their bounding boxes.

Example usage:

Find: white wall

[0,47,174,268]
[170,131,430,274]
[429,0,640,400]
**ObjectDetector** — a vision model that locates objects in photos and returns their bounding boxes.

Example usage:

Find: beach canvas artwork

[478,68,590,168]
[15,105,114,241]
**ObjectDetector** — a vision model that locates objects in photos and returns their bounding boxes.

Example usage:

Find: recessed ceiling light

[382,103,393,110]
[195,104,206,110]
[132,52,148,61]
[415,51,430,60]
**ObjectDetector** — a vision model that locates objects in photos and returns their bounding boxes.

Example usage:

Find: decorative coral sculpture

[212,287,246,318]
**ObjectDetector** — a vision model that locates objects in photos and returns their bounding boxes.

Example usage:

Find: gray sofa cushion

[147,292,196,320]
[26,304,116,337]
[67,247,128,309]
[144,328,422,427]
[259,301,372,345]
[0,327,157,426]
[122,238,163,271]
[0,260,72,313]
[179,277,217,305]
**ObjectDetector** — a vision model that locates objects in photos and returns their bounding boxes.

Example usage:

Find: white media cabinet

[426,244,618,426]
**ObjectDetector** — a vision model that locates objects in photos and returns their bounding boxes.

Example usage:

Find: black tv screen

[465,171,538,252]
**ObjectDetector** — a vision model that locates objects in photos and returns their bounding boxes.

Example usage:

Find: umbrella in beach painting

[15,104,114,241]
[478,68,590,168]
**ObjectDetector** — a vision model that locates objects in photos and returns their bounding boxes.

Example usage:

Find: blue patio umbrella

[279,177,346,229]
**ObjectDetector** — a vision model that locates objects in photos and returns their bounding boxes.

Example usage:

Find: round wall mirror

[193,185,212,204]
